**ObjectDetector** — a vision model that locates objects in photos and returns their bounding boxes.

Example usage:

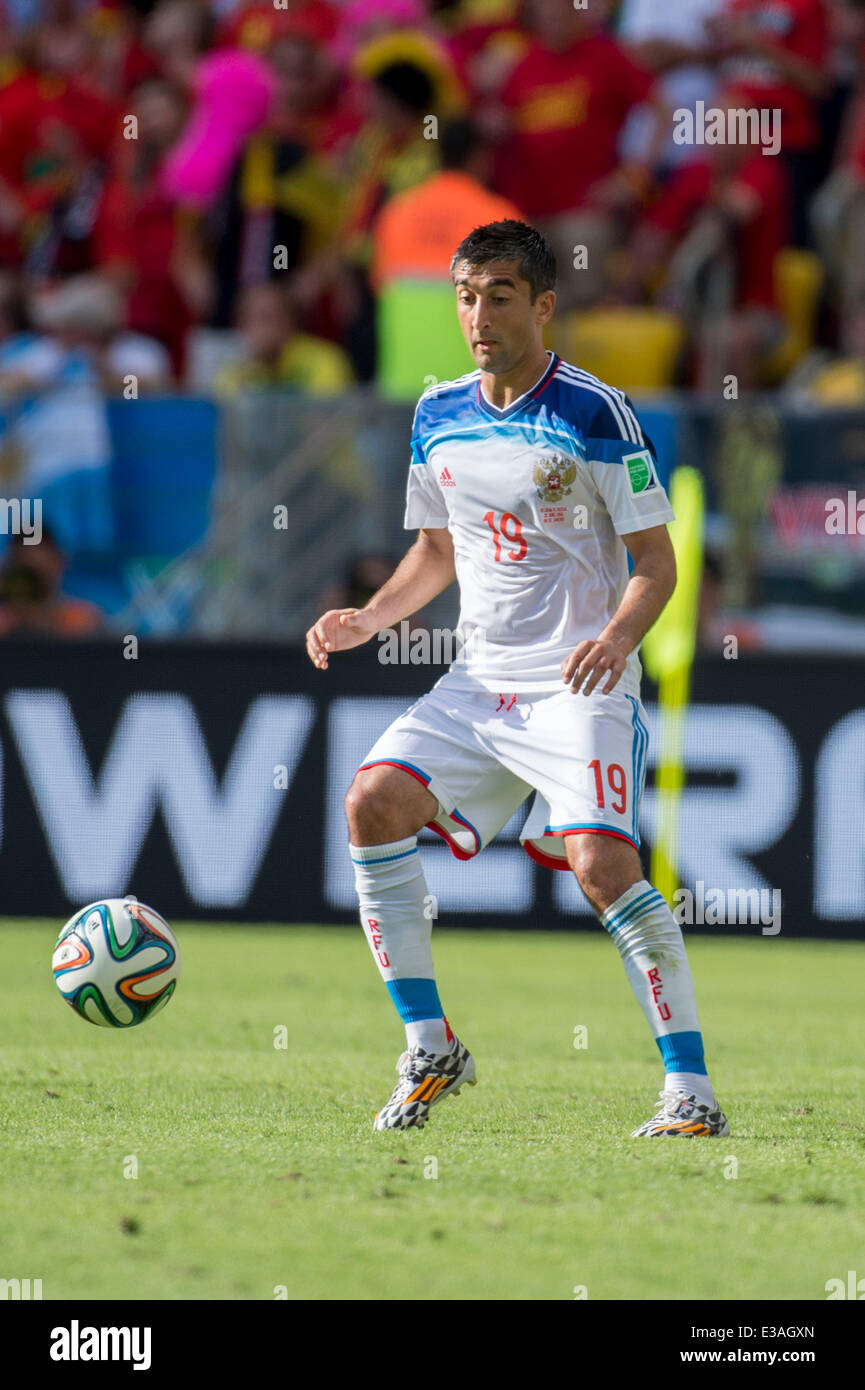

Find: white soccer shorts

[357,674,650,869]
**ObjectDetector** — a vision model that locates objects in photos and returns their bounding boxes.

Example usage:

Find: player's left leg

[564,832,729,1138]
[498,686,729,1137]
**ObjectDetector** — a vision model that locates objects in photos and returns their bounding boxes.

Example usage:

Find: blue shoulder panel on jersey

[550,363,659,466]
[409,359,660,469]
[582,436,654,466]
[410,374,481,462]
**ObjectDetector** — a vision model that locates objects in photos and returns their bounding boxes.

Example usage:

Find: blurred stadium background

[0,0,864,935]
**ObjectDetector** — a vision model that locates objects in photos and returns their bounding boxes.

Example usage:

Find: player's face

[453,260,555,374]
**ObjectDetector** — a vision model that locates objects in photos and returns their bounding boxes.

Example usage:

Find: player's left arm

[562,524,676,695]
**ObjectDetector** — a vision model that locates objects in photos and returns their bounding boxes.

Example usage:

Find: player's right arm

[306,527,455,670]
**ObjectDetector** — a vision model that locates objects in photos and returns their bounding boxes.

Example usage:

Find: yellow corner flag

[640,466,705,906]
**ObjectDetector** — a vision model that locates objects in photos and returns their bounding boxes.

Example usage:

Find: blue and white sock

[351,837,452,1054]
[600,879,716,1108]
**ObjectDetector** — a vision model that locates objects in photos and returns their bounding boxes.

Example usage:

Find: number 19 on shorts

[588,759,627,814]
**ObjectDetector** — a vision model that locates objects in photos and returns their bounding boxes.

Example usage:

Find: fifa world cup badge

[624,448,657,495]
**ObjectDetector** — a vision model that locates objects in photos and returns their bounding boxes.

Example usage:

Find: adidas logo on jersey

[439,468,455,487]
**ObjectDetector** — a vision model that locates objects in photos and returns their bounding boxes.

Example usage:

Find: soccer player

[306,220,728,1138]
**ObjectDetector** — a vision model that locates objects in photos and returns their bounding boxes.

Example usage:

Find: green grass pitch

[1,920,863,1301]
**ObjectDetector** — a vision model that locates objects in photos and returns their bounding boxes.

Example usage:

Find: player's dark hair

[450,220,556,302]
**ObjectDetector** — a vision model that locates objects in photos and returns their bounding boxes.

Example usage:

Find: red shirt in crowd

[216,0,338,51]
[0,71,118,264]
[495,32,655,218]
[720,0,829,153]
[645,152,790,309]
[446,18,530,94]
[95,159,191,380]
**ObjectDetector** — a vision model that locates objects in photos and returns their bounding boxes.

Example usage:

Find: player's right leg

[346,684,530,1131]
[345,763,477,1131]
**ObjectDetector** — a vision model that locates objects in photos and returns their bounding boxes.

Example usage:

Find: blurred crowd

[1,0,865,397]
[2,0,865,638]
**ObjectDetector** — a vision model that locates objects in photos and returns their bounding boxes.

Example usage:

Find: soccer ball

[52,896,181,1028]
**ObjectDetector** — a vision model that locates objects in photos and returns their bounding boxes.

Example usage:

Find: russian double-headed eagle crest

[533,454,576,502]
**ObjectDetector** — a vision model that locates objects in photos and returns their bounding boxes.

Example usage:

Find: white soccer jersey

[404,351,675,698]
